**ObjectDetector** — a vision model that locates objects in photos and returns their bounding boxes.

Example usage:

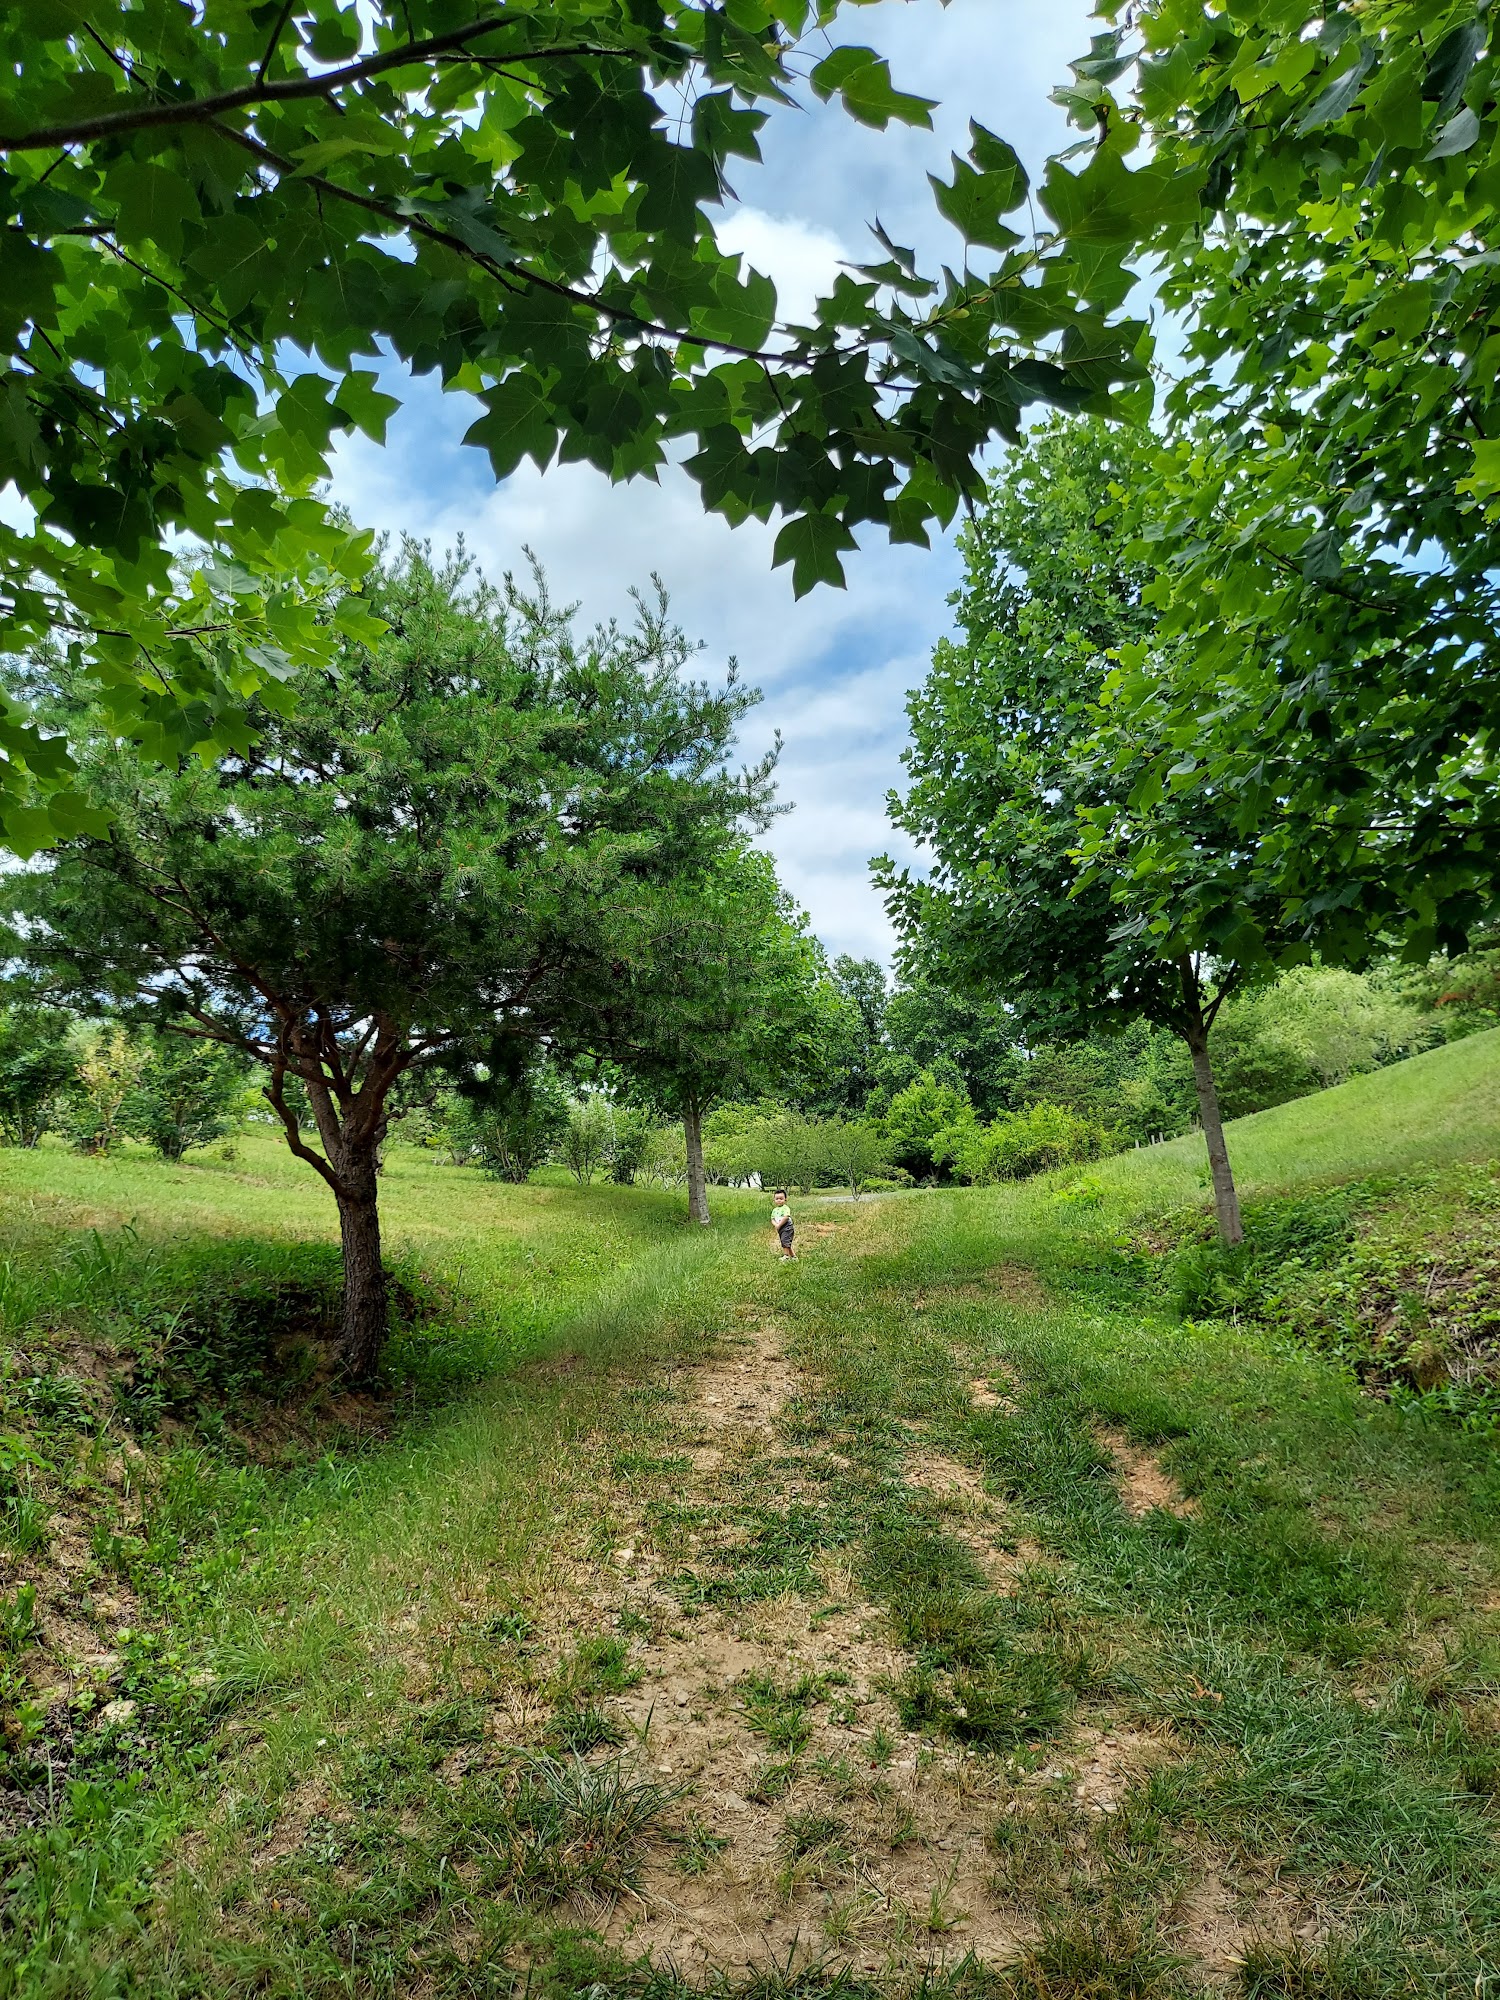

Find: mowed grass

[3,1041,1500,1997]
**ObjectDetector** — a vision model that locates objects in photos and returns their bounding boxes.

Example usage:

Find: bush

[64,1024,146,1156]
[939,1101,1114,1184]
[558,1096,613,1185]
[433,1068,568,1180]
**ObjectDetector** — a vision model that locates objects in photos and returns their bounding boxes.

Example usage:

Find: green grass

[3,1039,1500,1996]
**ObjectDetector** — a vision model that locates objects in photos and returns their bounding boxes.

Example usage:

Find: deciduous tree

[878,418,1322,1241]
[0,0,1156,845]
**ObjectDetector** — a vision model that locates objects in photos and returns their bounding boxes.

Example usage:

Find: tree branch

[0,23,621,152]
[265,1057,345,1195]
[211,121,788,365]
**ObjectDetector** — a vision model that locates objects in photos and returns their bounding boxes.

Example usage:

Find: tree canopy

[1050,3,1500,958]
[0,0,1168,850]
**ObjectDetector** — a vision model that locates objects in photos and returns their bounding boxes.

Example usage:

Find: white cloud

[327,0,1096,960]
[716,209,850,327]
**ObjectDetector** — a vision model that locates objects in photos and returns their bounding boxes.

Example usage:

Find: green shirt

[771,1203,791,1227]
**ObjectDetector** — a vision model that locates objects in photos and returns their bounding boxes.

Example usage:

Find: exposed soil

[592,1327,1034,1976]
[1098,1429,1197,1520]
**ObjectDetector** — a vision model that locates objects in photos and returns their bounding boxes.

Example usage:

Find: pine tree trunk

[335,1149,389,1378]
[683,1098,710,1226]
[1178,957,1243,1246]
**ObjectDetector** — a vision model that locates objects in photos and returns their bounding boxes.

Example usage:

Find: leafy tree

[0,1,1153,846]
[0,1005,76,1148]
[810,956,889,1112]
[882,973,1020,1117]
[594,846,824,1223]
[880,1069,973,1182]
[1051,8,1500,958]
[817,1117,891,1200]
[878,417,1327,1241]
[65,1024,146,1156]
[125,1030,250,1161]
[559,1096,614,1186]
[4,544,769,1375]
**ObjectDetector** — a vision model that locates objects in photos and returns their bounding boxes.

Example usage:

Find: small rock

[99,1698,137,1726]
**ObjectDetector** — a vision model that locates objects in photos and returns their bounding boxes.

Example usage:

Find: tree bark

[1177,956,1243,1246]
[683,1096,710,1226]
[335,1147,389,1379]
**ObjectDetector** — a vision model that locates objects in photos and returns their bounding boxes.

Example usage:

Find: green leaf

[334,370,401,445]
[1294,43,1375,133]
[1424,19,1486,118]
[463,375,559,478]
[809,47,935,131]
[771,511,857,596]
[1457,437,1500,499]
[929,156,1024,252]
[1425,106,1480,159]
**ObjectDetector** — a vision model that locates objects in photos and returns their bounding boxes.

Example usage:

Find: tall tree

[596,846,824,1224]
[1045,7,1500,957]
[5,544,771,1374]
[877,417,1318,1242]
[0,0,1158,847]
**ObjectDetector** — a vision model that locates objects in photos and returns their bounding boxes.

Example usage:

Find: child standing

[770,1188,796,1260]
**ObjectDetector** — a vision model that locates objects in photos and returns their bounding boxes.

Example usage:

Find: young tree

[559,1098,614,1186]
[817,1118,890,1201]
[593,847,824,1224]
[0,3,1151,847]
[0,1006,76,1148]
[66,1025,147,1157]
[878,418,1321,1242]
[6,545,771,1374]
[126,1031,250,1162]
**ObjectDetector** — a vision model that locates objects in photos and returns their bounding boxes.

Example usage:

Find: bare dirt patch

[1099,1429,1197,1520]
[573,1327,1036,1974]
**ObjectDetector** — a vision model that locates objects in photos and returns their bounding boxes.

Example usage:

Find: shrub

[433,1068,568,1180]
[64,1024,146,1156]
[559,1096,613,1184]
[939,1100,1114,1184]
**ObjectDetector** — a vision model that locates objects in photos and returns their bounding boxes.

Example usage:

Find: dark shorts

[777,1221,795,1249]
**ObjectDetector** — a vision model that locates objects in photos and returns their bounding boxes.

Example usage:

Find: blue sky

[328,0,1097,964]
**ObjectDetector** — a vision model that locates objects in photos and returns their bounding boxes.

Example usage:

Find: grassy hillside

[1,1042,1499,1999]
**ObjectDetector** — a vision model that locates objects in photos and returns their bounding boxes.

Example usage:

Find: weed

[746,1758,799,1803]
[675,1819,729,1876]
[1004,1913,1191,1996]
[482,1752,684,1907]
[548,1702,625,1752]
[552,1634,643,1702]
[895,1653,1071,1750]
[0,1494,48,1555]
[0,1583,36,1652]
[738,1671,827,1752]
[780,1809,847,1859]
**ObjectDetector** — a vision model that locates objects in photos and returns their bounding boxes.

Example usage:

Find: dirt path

[592,1318,1036,1977]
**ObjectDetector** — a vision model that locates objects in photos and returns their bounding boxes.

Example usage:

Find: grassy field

[2,1039,1500,1998]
